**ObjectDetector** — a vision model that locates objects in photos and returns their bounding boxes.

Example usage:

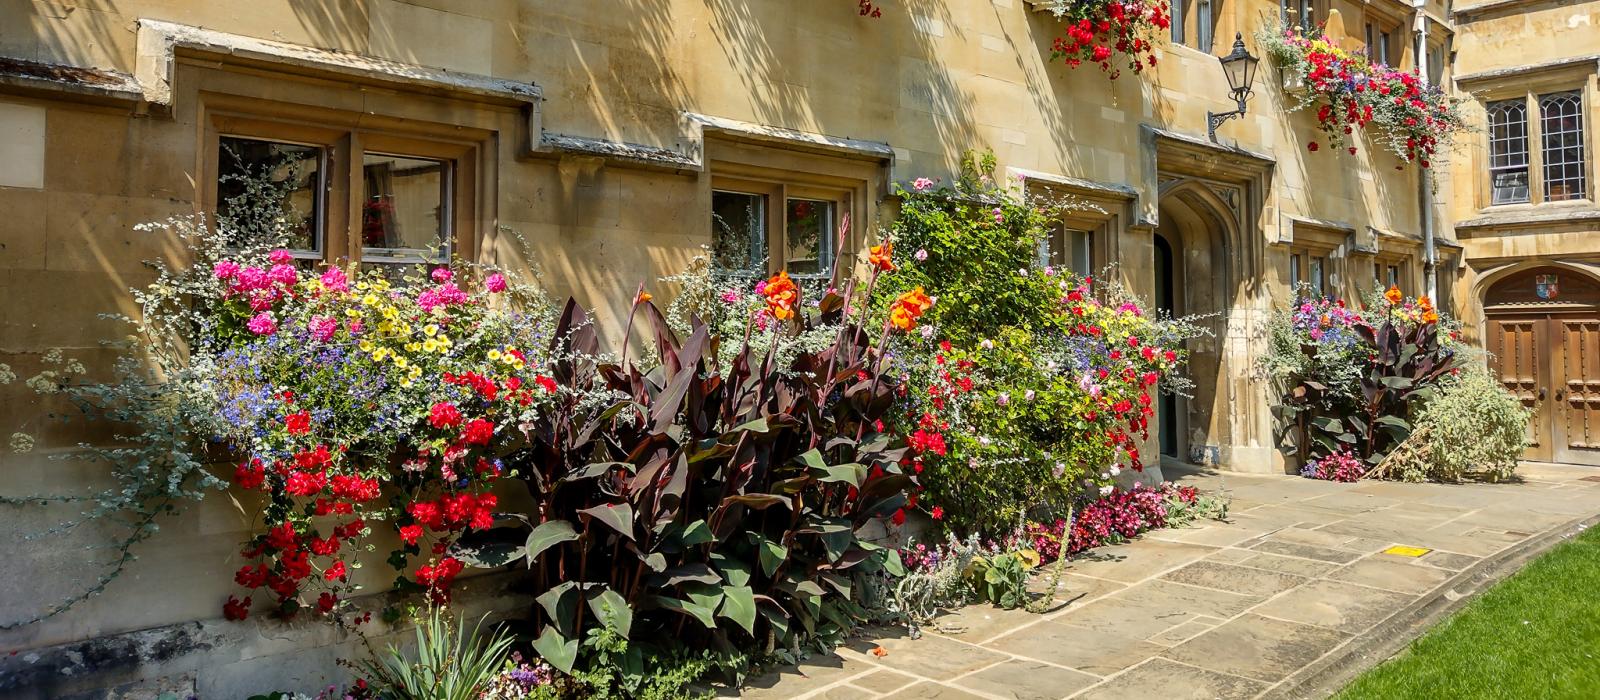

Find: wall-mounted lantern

[1207,33,1261,141]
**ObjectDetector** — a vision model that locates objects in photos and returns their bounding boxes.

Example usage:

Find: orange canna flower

[635,290,653,305]
[889,286,933,331]
[1417,295,1434,311]
[762,271,800,321]
[868,240,895,272]
[1421,309,1439,324]
[1384,285,1403,305]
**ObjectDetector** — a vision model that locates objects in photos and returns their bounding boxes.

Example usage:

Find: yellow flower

[382,307,399,320]
[362,294,380,307]
[394,356,409,369]
[422,339,439,353]
[371,351,385,362]
[405,342,421,353]
[377,320,395,334]
[488,349,502,361]
[345,308,362,319]
[358,340,374,352]
[423,324,439,337]
[356,282,370,292]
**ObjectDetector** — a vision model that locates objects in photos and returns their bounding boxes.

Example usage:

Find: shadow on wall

[703,0,979,175]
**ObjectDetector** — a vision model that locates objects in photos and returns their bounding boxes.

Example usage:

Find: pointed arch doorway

[1154,181,1234,467]
[1145,127,1275,472]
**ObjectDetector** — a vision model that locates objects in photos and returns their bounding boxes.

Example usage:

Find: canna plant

[451,265,919,676]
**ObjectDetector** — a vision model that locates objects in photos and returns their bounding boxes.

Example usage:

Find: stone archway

[1143,127,1277,473]
[1155,180,1238,467]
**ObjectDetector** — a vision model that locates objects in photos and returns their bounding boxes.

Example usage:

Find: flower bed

[1025,482,1213,559]
[1260,26,1466,167]
[1263,286,1494,478]
[872,154,1201,537]
[1040,0,1169,79]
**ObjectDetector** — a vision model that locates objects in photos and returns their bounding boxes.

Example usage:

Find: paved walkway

[735,463,1600,700]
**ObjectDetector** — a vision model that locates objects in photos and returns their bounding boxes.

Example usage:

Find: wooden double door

[1487,313,1600,465]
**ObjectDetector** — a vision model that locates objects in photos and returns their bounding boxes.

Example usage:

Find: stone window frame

[703,137,882,283]
[201,103,484,268]
[1018,174,1133,284]
[1280,0,1328,34]
[1171,0,1217,52]
[1286,227,1343,299]
[1473,77,1596,212]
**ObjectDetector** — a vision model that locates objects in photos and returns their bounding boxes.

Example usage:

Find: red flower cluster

[408,492,498,534]
[1049,0,1169,79]
[414,556,465,603]
[1028,483,1199,560]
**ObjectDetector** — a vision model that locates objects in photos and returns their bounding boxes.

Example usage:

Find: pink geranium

[319,267,349,293]
[484,273,507,293]
[247,312,278,336]
[308,315,338,343]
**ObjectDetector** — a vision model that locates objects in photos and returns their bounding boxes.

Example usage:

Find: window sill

[1458,203,1600,232]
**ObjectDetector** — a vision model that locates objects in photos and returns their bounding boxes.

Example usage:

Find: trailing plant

[1259,23,1466,166]
[1040,0,1171,79]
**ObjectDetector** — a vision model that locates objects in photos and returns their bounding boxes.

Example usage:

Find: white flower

[979,436,992,446]
[996,392,1010,406]
[1109,464,1122,476]
[914,248,928,261]
[1018,267,1029,276]
[981,339,994,350]
[1099,485,1115,496]
[1053,463,1067,478]
[1100,472,1111,479]
[1024,389,1036,401]
[920,324,935,339]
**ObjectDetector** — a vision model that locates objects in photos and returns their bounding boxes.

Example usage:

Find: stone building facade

[0,0,1588,695]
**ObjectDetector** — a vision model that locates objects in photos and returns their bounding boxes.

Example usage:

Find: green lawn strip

[1335,525,1600,699]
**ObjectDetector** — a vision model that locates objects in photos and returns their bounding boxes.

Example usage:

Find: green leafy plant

[965,549,1037,609]
[355,608,515,700]
[1371,365,1531,482]
[449,269,915,680]
[1265,290,1461,468]
[872,152,1201,538]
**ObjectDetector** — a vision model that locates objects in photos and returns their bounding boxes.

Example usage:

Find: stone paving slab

[739,463,1600,699]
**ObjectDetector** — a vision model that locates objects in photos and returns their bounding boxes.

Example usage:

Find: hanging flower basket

[1259,24,1466,168]
[1037,0,1170,79]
